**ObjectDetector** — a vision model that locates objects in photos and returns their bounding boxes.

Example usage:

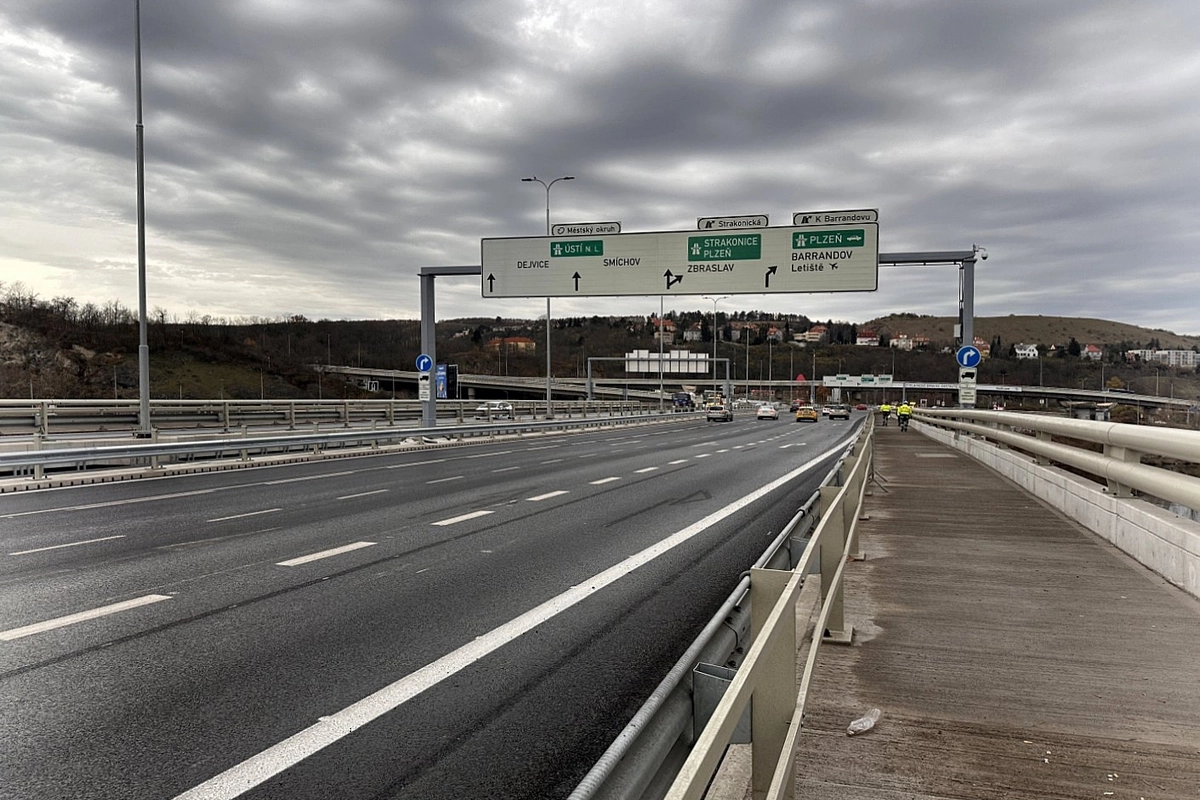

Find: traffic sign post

[481,224,879,298]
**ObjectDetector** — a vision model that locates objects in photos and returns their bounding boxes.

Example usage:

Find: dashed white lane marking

[9,534,126,556]
[540,459,564,464]
[387,458,446,469]
[668,459,688,465]
[0,594,171,642]
[337,489,388,500]
[426,476,463,485]
[527,490,569,502]
[207,508,282,523]
[276,541,376,567]
[432,510,494,526]
[696,453,712,459]
[716,449,729,454]
[491,466,520,473]
[634,467,659,474]
[170,439,850,800]
[590,477,620,485]
[264,471,354,485]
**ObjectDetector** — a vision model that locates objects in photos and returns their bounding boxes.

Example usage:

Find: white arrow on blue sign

[416,354,433,372]
[955,345,982,368]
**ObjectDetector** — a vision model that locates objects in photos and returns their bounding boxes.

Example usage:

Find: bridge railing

[0,398,647,437]
[0,409,684,487]
[568,423,873,800]
[913,408,1200,512]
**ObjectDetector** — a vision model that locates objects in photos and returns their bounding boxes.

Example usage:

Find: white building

[1013,343,1039,360]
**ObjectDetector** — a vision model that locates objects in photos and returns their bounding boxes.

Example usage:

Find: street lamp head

[521,176,537,182]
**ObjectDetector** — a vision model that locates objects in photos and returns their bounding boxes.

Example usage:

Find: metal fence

[0,398,647,437]
[570,423,873,800]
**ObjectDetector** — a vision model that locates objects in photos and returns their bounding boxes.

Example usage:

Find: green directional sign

[687,233,761,261]
[551,239,603,257]
[792,229,866,249]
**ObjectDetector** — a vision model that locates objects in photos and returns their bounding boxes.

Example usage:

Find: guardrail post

[342,400,349,428]
[388,402,395,427]
[1103,445,1140,497]
[288,402,296,430]
[818,485,852,644]
[841,455,864,560]
[749,567,796,800]
[222,401,231,433]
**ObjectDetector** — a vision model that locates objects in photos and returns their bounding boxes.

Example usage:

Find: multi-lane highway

[0,413,861,800]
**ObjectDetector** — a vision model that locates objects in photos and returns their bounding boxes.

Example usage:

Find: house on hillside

[1014,343,1039,360]
[1082,344,1103,361]
[682,322,704,343]
[973,337,991,358]
[650,316,676,345]
[855,329,879,347]
[798,324,827,344]
[484,336,536,353]
[889,334,914,351]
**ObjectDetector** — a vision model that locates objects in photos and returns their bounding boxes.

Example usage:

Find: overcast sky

[2,0,1198,334]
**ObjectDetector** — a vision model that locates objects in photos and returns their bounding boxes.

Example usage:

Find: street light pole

[702,295,728,395]
[522,175,574,418]
[134,0,151,436]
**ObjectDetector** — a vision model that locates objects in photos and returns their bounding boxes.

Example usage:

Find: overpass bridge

[320,365,1196,414]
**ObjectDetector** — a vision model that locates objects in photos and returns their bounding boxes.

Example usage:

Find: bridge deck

[791,423,1200,800]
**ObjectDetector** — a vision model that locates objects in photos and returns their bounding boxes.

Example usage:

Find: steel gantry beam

[417,248,981,424]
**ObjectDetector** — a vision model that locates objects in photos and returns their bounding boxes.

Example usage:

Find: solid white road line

[426,476,463,484]
[336,490,388,500]
[589,477,620,485]
[526,490,569,502]
[9,534,126,556]
[207,509,282,523]
[171,437,852,800]
[0,594,171,642]
[276,542,376,567]
[432,510,494,526]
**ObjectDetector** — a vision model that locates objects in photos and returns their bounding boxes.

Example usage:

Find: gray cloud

[1,0,1198,335]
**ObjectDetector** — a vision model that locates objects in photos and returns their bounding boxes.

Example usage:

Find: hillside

[865,314,1200,351]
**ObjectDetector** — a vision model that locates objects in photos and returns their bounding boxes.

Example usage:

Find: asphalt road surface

[0,413,862,800]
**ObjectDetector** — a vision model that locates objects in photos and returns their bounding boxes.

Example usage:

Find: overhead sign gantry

[481,221,879,298]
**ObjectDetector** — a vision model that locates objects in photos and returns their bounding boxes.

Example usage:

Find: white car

[755,404,779,420]
[473,401,514,420]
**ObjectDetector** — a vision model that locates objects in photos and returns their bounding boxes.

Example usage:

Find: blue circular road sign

[415,354,433,372]
[955,345,982,368]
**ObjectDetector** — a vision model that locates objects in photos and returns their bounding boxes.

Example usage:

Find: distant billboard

[624,349,711,374]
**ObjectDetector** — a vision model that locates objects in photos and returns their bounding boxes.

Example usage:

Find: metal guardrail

[0,410,686,485]
[570,424,871,800]
[913,408,1200,512]
[0,398,646,437]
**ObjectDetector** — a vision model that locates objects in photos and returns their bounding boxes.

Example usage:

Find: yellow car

[794,405,819,422]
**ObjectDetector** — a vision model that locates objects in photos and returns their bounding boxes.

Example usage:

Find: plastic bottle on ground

[846,707,882,735]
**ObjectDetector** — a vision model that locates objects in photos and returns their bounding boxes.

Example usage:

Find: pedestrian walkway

[794,425,1200,799]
